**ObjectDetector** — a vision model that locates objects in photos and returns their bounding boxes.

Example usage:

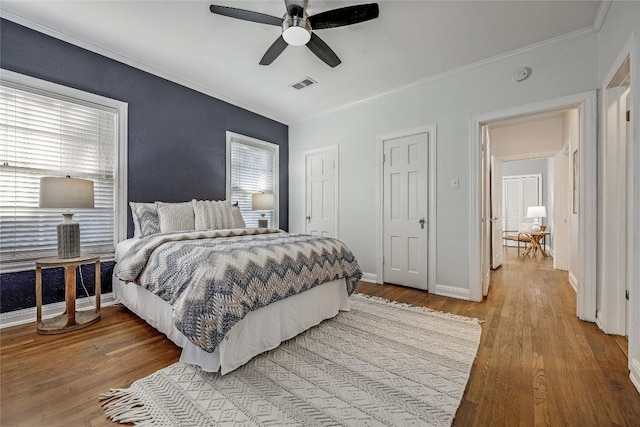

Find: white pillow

[156,202,195,233]
[231,206,246,229]
[192,200,234,230]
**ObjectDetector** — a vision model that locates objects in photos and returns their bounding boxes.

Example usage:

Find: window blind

[229,138,278,228]
[502,174,541,232]
[0,83,117,271]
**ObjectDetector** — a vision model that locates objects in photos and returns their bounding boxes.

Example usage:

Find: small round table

[35,255,101,334]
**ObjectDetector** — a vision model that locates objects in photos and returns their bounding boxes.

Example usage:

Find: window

[0,70,127,272]
[226,132,279,228]
[502,174,542,233]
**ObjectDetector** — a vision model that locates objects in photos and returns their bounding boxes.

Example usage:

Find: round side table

[35,255,101,334]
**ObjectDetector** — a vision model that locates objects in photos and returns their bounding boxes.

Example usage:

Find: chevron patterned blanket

[115,229,362,353]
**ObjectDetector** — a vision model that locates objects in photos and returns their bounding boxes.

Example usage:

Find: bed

[113,216,362,375]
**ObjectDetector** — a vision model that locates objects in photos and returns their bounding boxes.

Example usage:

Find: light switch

[451,178,460,189]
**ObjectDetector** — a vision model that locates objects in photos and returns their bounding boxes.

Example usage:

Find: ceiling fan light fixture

[282,14,311,46]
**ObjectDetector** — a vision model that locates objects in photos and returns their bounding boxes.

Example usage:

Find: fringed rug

[101,293,482,426]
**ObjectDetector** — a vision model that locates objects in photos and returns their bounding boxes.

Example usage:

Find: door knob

[306,215,311,223]
[419,218,426,229]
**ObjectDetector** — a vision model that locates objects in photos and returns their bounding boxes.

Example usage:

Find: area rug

[101,293,482,426]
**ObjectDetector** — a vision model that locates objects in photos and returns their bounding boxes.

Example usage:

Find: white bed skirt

[113,276,350,374]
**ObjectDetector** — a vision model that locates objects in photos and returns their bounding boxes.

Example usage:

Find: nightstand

[35,255,101,334]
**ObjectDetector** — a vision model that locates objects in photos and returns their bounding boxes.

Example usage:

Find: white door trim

[599,34,635,338]
[631,36,640,394]
[469,91,597,323]
[497,150,560,162]
[552,149,570,271]
[301,144,340,239]
[376,124,437,290]
[600,34,639,391]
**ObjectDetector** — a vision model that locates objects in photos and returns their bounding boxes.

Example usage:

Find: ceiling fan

[209,1,380,68]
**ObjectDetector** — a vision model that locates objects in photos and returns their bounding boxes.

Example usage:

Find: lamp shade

[527,206,547,218]
[39,177,94,209]
[252,193,274,211]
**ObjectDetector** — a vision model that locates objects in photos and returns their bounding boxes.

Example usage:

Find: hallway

[358,247,638,425]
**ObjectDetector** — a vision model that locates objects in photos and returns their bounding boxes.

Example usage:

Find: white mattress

[113,238,350,374]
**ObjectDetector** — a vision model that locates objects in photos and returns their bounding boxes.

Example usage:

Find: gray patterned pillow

[129,202,160,237]
[192,200,234,230]
[157,201,195,233]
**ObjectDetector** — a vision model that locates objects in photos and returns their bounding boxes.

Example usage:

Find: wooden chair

[502,231,532,257]
[503,225,546,257]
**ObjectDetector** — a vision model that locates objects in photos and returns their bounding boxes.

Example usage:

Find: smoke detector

[512,67,531,82]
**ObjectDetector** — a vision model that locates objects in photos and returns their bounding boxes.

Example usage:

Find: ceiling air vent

[291,77,316,90]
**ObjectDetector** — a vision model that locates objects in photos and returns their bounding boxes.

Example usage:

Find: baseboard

[361,272,378,283]
[595,310,606,333]
[568,272,578,293]
[0,292,117,329]
[433,284,471,301]
[631,358,640,394]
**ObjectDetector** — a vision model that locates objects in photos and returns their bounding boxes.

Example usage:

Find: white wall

[289,32,598,291]
[490,116,564,158]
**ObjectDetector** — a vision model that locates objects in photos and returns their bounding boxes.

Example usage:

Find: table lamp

[39,176,94,258]
[527,206,546,232]
[252,193,274,228]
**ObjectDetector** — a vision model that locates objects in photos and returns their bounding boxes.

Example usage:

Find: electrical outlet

[451,178,460,189]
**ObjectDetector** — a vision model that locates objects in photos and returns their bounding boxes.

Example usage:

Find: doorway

[484,110,573,280]
[470,91,598,322]
[382,132,429,289]
[304,145,338,238]
[376,125,437,291]
[601,54,632,337]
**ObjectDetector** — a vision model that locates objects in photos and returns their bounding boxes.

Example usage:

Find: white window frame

[225,131,279,228]
[0,69,128,272]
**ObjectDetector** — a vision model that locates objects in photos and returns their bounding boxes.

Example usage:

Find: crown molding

[2,7,600,128]
[0,11,289,125]
[294,26,596,125]
[593,0,612,32]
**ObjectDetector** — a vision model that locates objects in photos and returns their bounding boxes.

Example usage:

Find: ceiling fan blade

[306,33,341,67]
[260,36,289,65]
[309,3,379,30]
[209,4,283,26]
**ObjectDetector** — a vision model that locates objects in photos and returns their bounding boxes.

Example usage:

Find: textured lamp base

[531,220,541,232]
[58,213,80,258]
[258,214,268,228]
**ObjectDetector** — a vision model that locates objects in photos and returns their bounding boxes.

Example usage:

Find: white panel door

[305,149,336,237]
[490,156,504,269]
[383,133,428,289]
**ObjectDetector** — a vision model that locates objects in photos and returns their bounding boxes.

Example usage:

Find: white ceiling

[0,1,602,125]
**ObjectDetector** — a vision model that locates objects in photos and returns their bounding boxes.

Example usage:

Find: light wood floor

[1,247,638,426]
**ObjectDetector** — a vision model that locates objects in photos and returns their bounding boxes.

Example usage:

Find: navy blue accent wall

[0,262,114,313]
[0,19,289,313]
